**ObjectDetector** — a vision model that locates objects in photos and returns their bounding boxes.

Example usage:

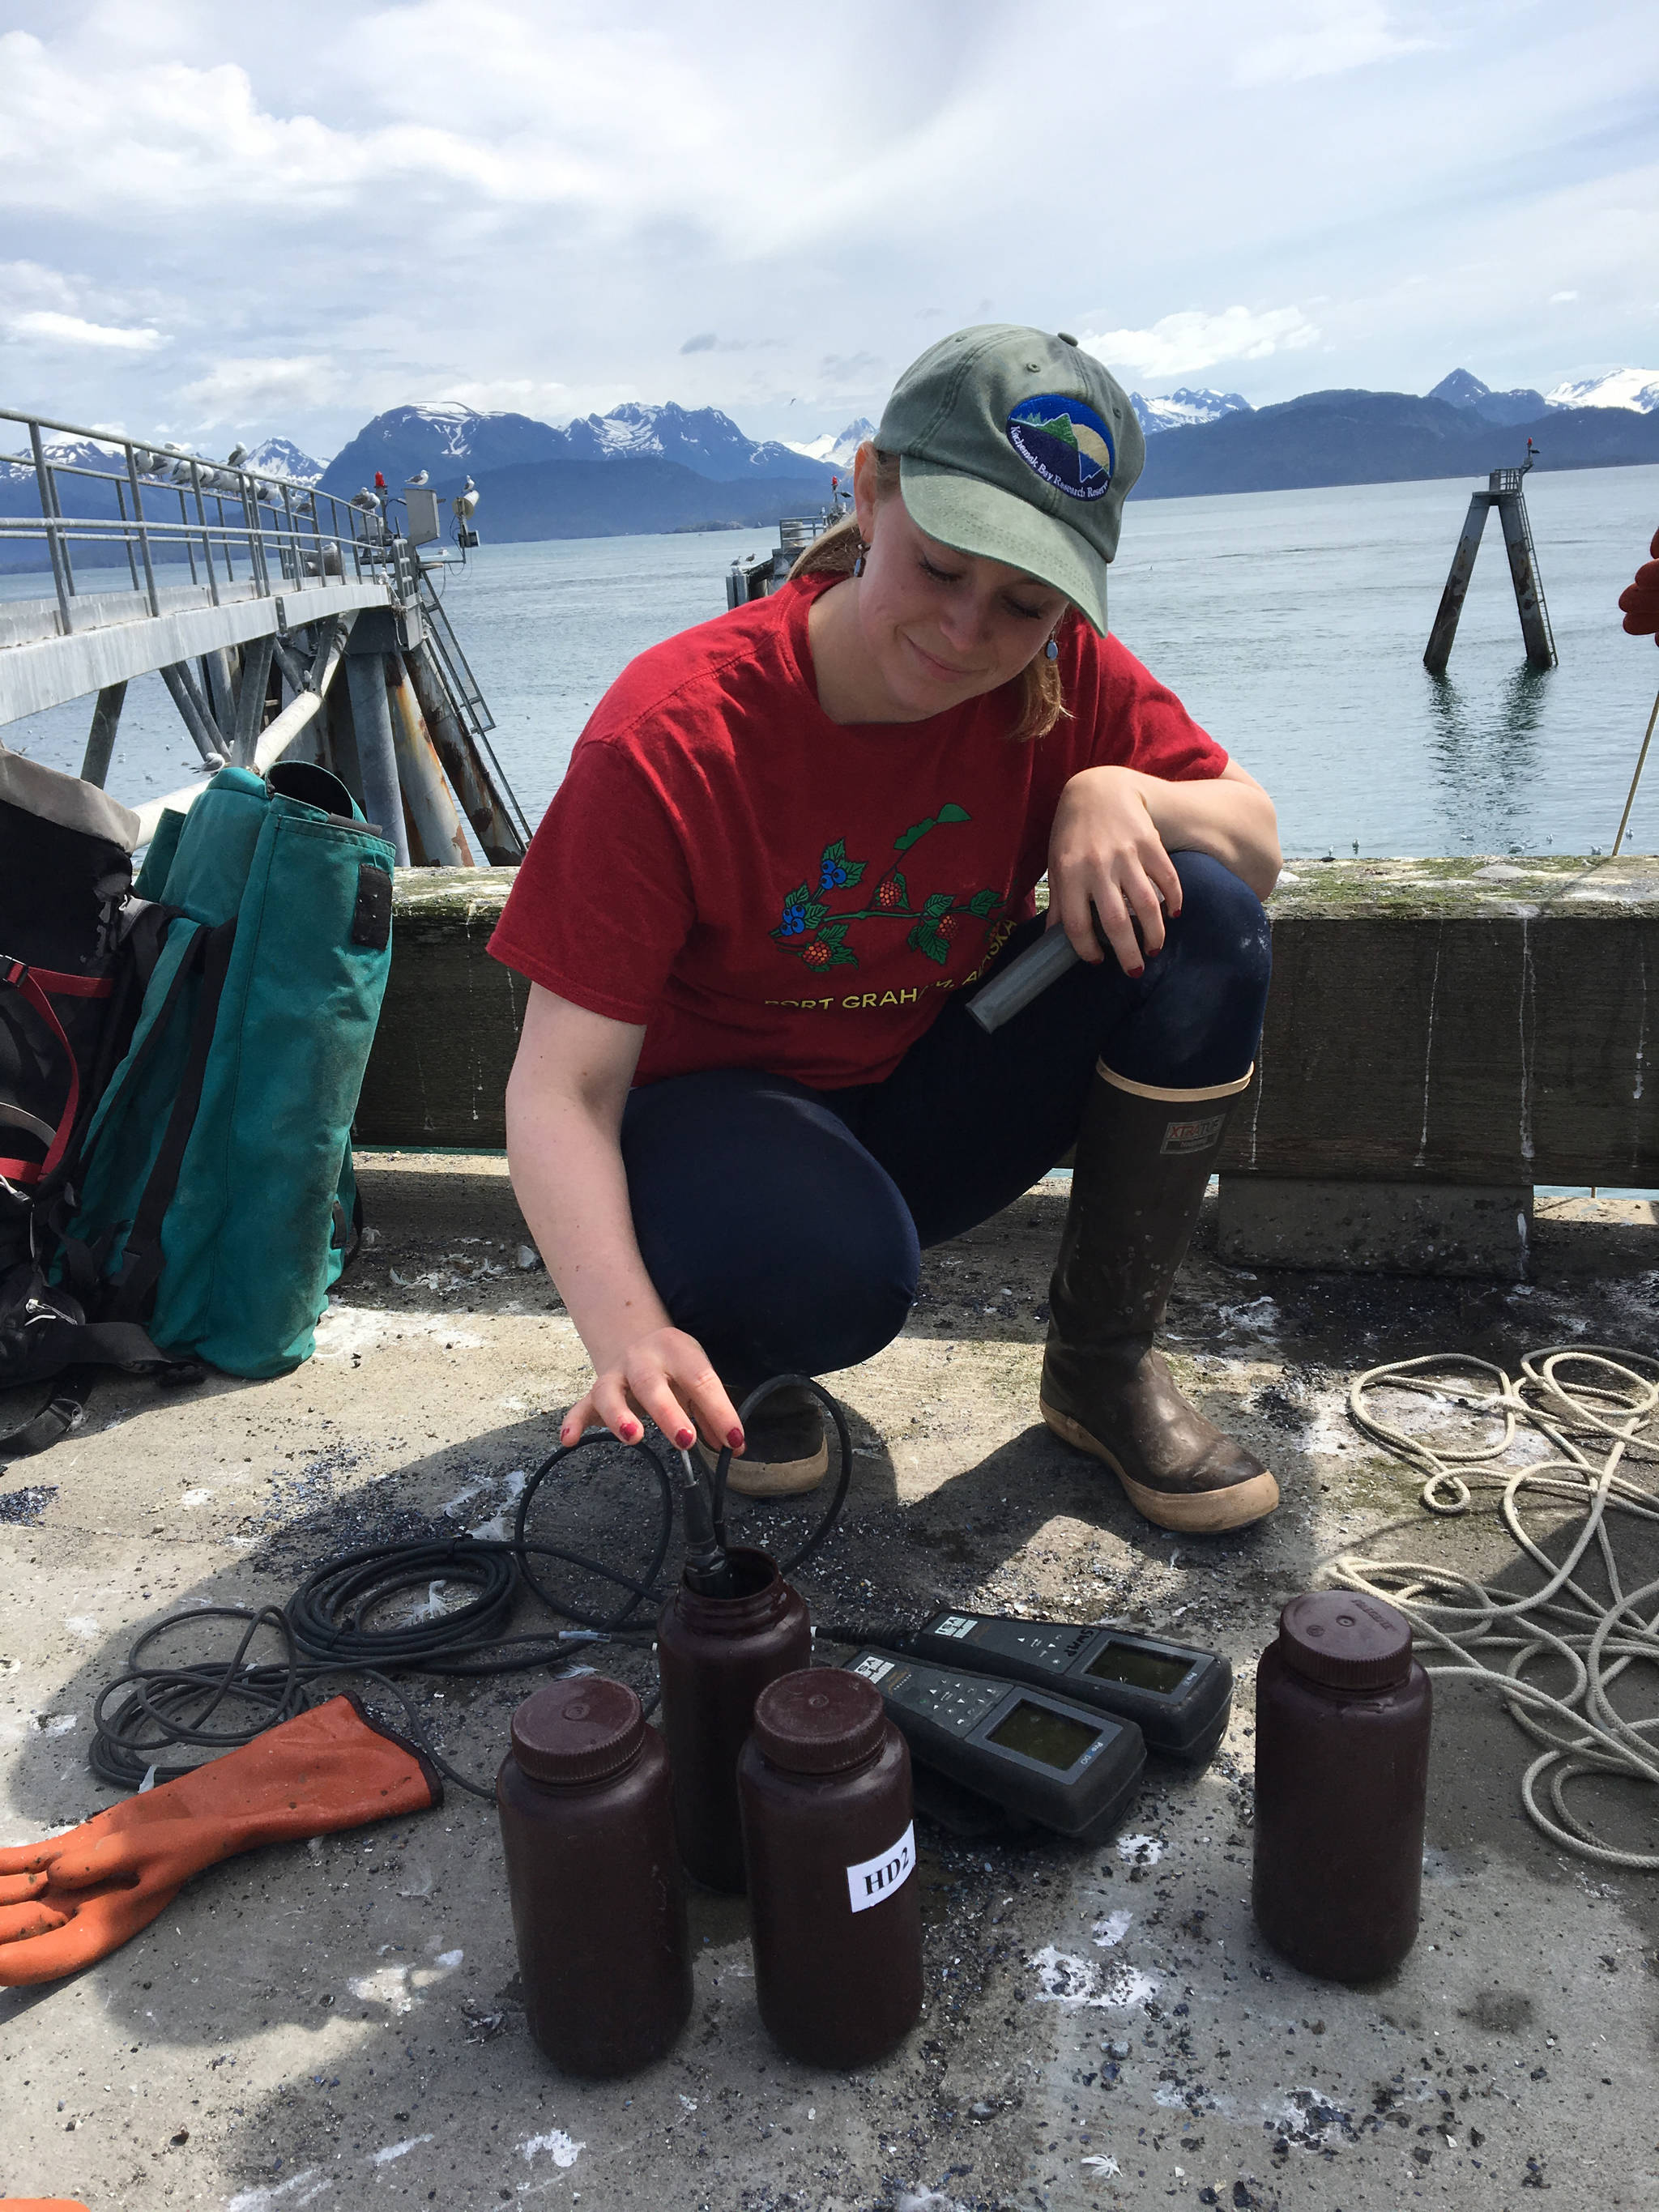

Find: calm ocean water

[6,462,1659,858]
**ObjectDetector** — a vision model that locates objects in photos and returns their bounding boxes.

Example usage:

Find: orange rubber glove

[0,1694,440,1988]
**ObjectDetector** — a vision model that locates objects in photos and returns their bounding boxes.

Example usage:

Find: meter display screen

[987,1700,1099,1771]
[1083,1642,1193,1695]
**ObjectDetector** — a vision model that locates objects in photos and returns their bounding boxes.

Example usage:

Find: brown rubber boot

[1039,1061,1279,1534]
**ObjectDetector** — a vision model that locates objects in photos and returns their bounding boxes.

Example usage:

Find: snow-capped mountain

[786,418,876,469]
[245,437,324,487]
[320,400,830,496]
[1130,389,1252,436]
[1427,370,1547,427]
[0,433,127,480]
[1545,369,1659,415]
[558,401,823,481]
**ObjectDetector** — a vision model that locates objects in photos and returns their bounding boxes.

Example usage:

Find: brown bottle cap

[753,1669,885,1775]
[1277,1592,1413,1689]
[510,1677,645,1784]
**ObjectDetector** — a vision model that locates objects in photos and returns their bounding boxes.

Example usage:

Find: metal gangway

[0,404,528,866]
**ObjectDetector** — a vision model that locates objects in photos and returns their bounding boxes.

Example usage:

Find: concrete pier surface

[2,1157,1656,2212]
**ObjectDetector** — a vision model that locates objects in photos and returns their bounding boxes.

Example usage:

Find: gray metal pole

[80,682,127,787]
[1496,492,1557,670]
[232,633,275,766]
[160,662,225,766]
[1423,494,1491,675]
[345,651,411,863]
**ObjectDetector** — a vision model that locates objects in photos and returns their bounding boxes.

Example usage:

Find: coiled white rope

[1332,1346,1659,1869]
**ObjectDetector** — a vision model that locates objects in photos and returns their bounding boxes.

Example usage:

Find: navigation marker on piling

[1423,441,1557,676]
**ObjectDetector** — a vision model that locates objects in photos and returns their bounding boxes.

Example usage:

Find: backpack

[1,757,395,1455]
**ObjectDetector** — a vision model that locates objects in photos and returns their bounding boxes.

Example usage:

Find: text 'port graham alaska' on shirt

[488,573,1227,1092]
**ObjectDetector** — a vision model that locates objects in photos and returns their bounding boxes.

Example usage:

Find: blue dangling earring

[1044,633,1060,661]
[852,546,867,577]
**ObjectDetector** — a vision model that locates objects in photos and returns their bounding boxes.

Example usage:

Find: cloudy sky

[2,0,1655,462]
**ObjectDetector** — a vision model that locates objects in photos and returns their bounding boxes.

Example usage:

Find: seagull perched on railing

[351,487,380,510]
[406,468,429,488]
[226,443,249,468]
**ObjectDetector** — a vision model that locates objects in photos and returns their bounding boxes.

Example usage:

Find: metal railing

[0,403,397,636]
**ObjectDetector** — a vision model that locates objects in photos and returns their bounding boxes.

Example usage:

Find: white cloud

[182,355,346,421]
[6,309,166,352]
[1235,3,1434,87]
[1077,307,1321,381]
[1550,290,1580,304]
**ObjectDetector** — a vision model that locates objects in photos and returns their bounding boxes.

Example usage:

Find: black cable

[87,1387,852,1801]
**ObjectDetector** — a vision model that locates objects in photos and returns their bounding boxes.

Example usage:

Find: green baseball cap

[873,324,1144,636]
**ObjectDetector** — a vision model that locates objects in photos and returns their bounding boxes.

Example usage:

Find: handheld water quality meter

[842,1647,1145,1843]
[833,1610,1232,1764]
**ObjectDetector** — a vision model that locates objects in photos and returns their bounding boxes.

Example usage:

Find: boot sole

[1038,1398,1280,1533]
[696,1436,830,1498]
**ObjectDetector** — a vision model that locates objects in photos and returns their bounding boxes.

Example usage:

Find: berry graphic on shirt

[770,807,1004,977]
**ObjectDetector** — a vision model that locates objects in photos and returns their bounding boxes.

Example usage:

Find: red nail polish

[1129,965,1145,978]
[727,1426,744,1450]
[676,1426,696,1449]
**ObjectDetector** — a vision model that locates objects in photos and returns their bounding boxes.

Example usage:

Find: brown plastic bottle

[1252,1591,1432,1983]
[656,1545,812,1892]
[738,1668,923,2068]
[496,1676,692,2076]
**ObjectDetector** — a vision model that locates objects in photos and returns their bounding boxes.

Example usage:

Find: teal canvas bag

[66,761,394,1379]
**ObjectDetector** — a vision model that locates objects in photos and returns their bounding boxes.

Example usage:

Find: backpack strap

[104,918,236,1321]
[0,958,115,1187]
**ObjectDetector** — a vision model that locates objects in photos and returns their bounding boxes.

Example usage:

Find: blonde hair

[789,446,1073,743]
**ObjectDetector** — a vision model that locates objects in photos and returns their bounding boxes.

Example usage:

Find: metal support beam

[270,633,310,697]
[345,651,411,864]
[1423,494,1490,675]
[232,633,275,767]
[203,648,237,735]
[79,682,126,788]
[131,612,359,846]
[160,660,226,767]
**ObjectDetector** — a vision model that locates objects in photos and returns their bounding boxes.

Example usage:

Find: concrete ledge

[1218,1175,1533,1277]
[356,858,1659,1196]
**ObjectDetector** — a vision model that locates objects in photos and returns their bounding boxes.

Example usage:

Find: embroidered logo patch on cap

[1005,394,1116,501]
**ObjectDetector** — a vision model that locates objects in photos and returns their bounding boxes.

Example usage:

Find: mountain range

[319,400,833,497]
[4,368,1657,572]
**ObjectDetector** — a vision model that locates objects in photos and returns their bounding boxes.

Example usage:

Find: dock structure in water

[1423,454,1558,675]
[0,405,529,866]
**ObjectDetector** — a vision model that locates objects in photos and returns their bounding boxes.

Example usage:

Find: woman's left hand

[1047,765,1183,976]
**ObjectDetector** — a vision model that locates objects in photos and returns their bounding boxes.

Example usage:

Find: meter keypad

[880,1660,1004,1736]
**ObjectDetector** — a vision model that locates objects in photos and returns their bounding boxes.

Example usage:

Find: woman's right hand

[560,1326,746,1457]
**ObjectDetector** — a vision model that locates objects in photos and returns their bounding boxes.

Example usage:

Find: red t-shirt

[488,574,1227,1089]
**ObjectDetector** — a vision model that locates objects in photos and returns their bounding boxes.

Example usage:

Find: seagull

[406,468,429,488]
[227,443,249,468]
[351,487,379,510]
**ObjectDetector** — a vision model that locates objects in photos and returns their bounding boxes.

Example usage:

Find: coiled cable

[1335,1345,1659,1869]
[88,1377,851,1801]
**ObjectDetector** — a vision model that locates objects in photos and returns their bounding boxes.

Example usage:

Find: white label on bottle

[846,1822,915,1915]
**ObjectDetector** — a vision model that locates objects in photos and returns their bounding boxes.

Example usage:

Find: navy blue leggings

[621,852,1270,1392]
